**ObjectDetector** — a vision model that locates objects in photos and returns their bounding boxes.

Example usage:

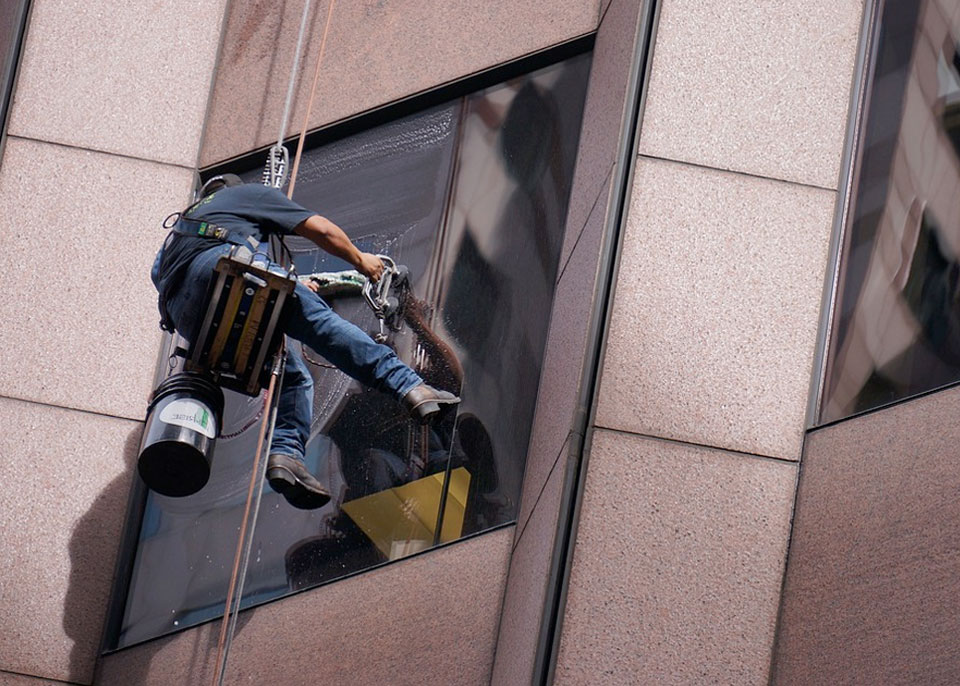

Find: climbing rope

[263,0,313,190]
[288,0,337,198]
[212,3,338,685]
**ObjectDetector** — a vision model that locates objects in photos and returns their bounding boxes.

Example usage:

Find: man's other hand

[356,252,384,282]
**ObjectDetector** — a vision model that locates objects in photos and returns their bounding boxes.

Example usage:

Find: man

[151,174,459,509]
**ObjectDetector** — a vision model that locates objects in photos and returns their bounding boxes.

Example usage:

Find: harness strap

[167,213,261,252]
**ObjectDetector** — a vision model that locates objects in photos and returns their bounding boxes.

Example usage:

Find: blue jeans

[153,243,423,459]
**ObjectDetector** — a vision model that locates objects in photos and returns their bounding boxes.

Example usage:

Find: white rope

[287,0,337,198]
[278,0,313,149]
[263,0,313,189]
[214,4,334,684]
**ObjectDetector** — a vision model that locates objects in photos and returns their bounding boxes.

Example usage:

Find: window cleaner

[140,174,460,507]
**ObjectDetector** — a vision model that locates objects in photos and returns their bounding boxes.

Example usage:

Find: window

[108,49,591,650]
[821,0,960,423]
[0,0,30,152]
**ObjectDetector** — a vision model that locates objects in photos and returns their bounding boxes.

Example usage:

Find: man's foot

[402,384,460,424]
[267,453,331,510]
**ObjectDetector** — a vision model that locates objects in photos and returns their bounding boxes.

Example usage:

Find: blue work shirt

[153,184,314,307]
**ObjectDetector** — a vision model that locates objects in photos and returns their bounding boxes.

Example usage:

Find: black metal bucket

[137,372,224,497]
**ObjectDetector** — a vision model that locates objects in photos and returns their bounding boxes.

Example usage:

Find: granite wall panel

[7,0,228,167]
[772,385,960,685]
[596,157,836,461]
[0,138,194,419]
[491,452,566,686]
[96,527,513,685]
[638,0,863,188]
[0,398,141,684]
[554,429,796,685]
[199,0,601,166]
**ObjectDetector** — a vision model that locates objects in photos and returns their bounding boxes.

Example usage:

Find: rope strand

[210,2,334,683]
[277,0,313,149]
[211,365,281,686]
[288,0,337,198]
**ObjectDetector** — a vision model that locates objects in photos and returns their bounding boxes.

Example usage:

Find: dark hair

[198,173,243,198]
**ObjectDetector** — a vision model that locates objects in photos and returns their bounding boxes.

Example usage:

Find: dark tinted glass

[0,0,29,140]
[822,0,960,423]
[111,52,590,650]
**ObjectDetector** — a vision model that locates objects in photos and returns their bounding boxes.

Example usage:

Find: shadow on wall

[73,428,260,685]
[63,428,161,684]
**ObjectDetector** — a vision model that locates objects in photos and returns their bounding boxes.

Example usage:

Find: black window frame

[102,33,595,655]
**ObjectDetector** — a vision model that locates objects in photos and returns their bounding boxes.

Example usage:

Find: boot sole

[267,465,331,510]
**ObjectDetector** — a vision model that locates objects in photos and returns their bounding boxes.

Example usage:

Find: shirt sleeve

[245,185,316,235]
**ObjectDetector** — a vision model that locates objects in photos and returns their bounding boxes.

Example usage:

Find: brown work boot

[402,384,460,424]
[267,453,331,510]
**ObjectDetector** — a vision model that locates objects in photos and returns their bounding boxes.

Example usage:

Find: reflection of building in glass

[0,0,29,151]
[824,0,960,420]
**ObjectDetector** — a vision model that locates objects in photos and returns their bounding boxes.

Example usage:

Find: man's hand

[355,252,384,282]
[294,216,386,282]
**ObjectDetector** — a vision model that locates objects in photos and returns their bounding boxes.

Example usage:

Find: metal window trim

[534,1,661,684]
[0,0,33,164]
[804,0,886,429]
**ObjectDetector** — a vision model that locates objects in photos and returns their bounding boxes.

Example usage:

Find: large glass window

[108,50,591,650]
[0,0,30,148]
[822,0,960,423]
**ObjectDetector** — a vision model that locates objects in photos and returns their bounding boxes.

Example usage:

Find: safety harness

[164,211,262,251]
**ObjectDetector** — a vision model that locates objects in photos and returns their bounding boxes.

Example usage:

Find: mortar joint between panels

[5,134,197,172]
[514,434,573,550]
[0,669,89,686]
[636,153,839,194]
[0,392,146,425]
[592,423,802,465]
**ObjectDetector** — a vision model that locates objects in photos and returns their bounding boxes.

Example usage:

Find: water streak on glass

[112,52,591,650]
[822,0,960,423]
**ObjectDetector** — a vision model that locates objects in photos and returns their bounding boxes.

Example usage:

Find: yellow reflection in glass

[342,468,471,559]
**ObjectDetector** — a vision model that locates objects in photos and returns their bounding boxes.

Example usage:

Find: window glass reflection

[0,0,29,138]
[822,0,960,422]
[111,52,591,650]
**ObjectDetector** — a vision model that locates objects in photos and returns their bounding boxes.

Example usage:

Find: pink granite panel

[97,527,513,685]
[200,0,601,166]
[600,0,615,22]
[7,0,228,167]
[0,138,194,419]
[555,429,796,685]
[559,0,643,271]
[772,385,960,685]
[492,455,565,686]
[0,398,141,684]
[638,0,863,188]
[596,158,835,460]
[0,671,72,685]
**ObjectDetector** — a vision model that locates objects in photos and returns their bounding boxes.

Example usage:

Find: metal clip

[262,144,289,190]
[162,212,181,229]
[362,255,407,343]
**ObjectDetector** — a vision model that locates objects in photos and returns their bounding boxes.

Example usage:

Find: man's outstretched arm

[293,214,384,282]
